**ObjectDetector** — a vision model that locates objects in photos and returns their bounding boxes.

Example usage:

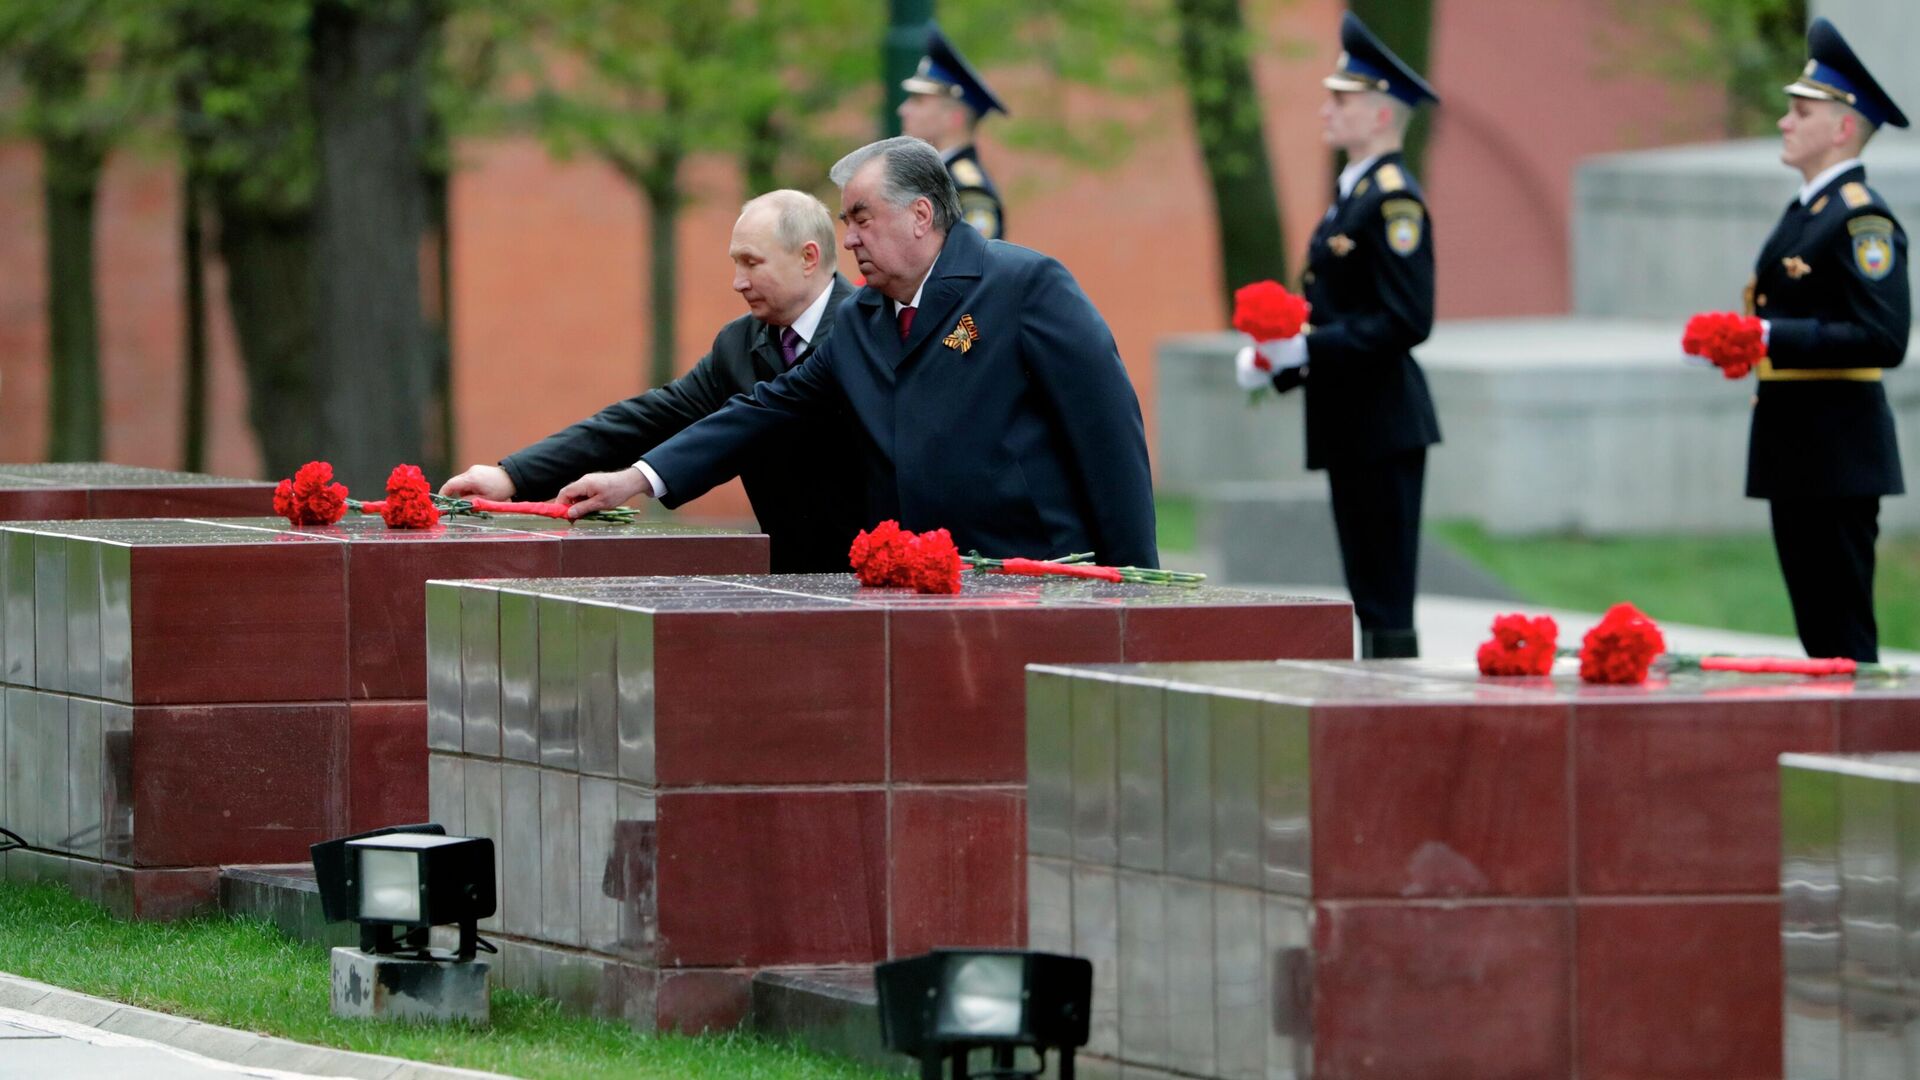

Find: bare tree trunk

[641,149,682,391]
[308,0,437,491]
[180,164,209,472]
[1349,0,1433,177]
[1171,0,1287,319]
[216,202,317,478]
[32,44,106,462]
[742,107,779,198]
[424,128,455,479]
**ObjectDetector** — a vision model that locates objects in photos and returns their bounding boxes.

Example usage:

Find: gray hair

[741,189,837,258]
[829,136,964,232]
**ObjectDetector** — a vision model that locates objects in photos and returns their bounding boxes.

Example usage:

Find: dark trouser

[1328,448,1426,657]
[1769,496,1880,663]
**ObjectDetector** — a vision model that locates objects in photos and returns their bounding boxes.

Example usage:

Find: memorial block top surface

[436,573,1333,610]
[0,517,767,704]
[0,463,268,488]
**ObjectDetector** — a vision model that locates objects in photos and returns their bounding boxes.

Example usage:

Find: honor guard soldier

[898,26,1008,240]
[1233,13,1442,660]
[1740,18,1910,661]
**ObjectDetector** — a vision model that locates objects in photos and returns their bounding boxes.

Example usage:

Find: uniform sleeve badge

[1382,198,1424,257]
[1849,215,1896,281]
[943,314,982,354]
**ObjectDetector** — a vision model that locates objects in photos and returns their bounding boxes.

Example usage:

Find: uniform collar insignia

[943,313,981,353]
[1782,256,1812,279]
[1328,234,1356,256]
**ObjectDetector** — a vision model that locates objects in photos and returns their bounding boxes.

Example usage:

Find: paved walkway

[0,973,508,1080]
[1244,581,1920,666]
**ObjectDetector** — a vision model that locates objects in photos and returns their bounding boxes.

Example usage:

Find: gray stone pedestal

[330,947,491,1025]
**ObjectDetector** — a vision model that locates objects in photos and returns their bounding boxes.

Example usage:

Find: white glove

[1233,345,1270,390]
[1260,337,1309,371]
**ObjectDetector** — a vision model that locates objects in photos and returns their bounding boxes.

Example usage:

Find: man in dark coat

[440,190,866,573]
[558,136,1157,569]
[897,26,1007,240]
[1233,13,1441,659]
[1732,17,1910,660]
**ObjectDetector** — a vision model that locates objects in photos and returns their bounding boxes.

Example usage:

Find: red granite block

[1313,901,1573,1080]
[1311,702,1571,898]
[1576,899,1781,1080]
[890,606,1123,783]
[88,485,276,519]
[1838,696,1920,752]
[348,701,429,831]
[129,543,348,703]
[890,788,1026,956]
[1574,698,1835,894]
[130,703,349,866]
[656,968,754,1033]
[655,789,887,967]
[654,609,886,785]
[0,490,88,521]
[1122,601,1353,662]
[346,535,558,699]
[559,533,768,577]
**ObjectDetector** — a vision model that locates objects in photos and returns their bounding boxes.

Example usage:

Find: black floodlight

[310,823,495,962]
[875,948,1093,1079]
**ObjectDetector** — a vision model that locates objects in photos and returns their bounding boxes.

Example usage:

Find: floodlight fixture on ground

[875,948,1094,1079]
[310,822,496,962]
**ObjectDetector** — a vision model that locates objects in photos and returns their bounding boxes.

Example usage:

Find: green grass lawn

[1430,521,1920,652]
[0,881,890,1080]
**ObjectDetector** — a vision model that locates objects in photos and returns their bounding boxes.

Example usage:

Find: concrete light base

[330,947,491,1025]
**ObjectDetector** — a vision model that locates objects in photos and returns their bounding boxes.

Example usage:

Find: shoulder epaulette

[1376,164,1405,193]
[950,158,984,188]
[1841,182,1872,209]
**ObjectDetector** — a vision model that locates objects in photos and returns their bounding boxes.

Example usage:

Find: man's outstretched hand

[440,464,516,500]
[557,467,654,519]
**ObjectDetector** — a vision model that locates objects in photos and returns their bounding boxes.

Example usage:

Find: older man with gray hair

[441,189,865,573]
[559,137,1157,568]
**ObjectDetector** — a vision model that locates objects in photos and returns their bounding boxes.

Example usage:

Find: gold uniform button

[1756,294,1767,307]
[1303,272,1316,285]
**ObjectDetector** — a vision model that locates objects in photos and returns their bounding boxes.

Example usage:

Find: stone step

[747,968,896,1074]
[217,865,355,949]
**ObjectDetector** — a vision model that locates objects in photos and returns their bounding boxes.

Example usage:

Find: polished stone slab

[1022,660,1920,1080]
[0,463,277,521]
[423,573,1353,1033]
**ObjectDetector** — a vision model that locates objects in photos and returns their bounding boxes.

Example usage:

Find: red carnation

[1232,280,1310,343]
[379,463,440,529]
[906,528,964,594]
[1681,311,1765,380]
[850,520,915,588]
[1476,613,1558,676]
[277,460,349,526]
[1578,602,1666,685]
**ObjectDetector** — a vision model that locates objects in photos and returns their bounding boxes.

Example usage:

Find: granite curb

[0,970,517,1079]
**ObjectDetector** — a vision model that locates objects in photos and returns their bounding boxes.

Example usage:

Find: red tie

[897,305,916,341]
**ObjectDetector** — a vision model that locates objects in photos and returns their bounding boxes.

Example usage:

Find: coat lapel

[895,223,987,368]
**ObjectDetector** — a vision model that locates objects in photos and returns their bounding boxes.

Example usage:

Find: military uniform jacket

[1746,165,1910,498]
[1280,151,1442,471]
[500,276,868,573]
[947,145,1004,241]
[642,222,1159,567]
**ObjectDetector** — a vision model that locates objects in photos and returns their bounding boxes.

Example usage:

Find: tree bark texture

[33,46,106,462]
[216,200,318,479]
[641,147,683,392]
[308,0,437,491]
[1171,0,1287,320]
[180,165,210,472]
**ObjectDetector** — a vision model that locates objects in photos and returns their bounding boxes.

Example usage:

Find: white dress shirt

[633,279,838,499]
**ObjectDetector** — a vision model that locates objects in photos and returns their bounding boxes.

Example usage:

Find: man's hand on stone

[557,467,653,519]
[440,464,515,500]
